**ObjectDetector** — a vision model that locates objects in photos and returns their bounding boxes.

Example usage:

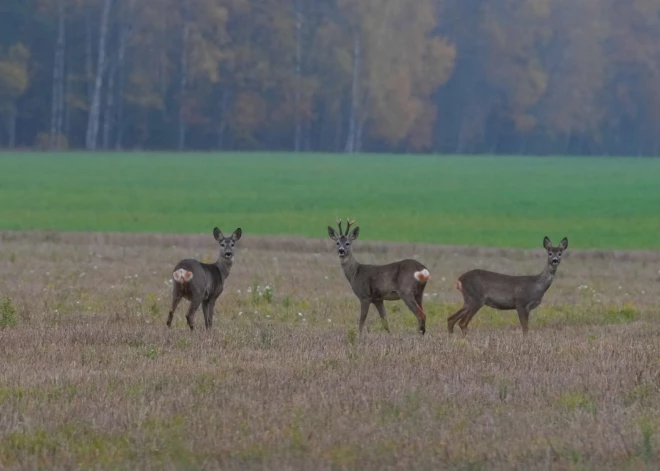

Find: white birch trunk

[85,0,112,150]
[178,0,191,151]
[102,61,115,149]
[345,32,361,153]
[50,0,65,149]
[294,0,303,152]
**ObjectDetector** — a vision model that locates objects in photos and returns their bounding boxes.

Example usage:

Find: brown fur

[448,236,568,335]
[167,227,242,330]
[328,219,430,335]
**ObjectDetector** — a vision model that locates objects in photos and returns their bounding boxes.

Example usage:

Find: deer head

[213,227,243,260]
[327,218,359,258]
[543,236,568,267]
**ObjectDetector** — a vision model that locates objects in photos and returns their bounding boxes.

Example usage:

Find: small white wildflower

[237,289,241,293]
[441,277,446,282]
[266,315,271,318]
[324,276,328,280]
[79,272,86,277]
[46,272,50,275]
[618,286,622,290]
[302,318,307,322]
[134,274,139,278]
[94,266,98,270]
[642,290,646,294]
[247,287,252,293]
[54,309,59,313]
[432,293,438,296]
[136,298,142,303]
[327,319,332,323]
[238,311,243,316]
[76,301,80,304]
[298,312,303,317]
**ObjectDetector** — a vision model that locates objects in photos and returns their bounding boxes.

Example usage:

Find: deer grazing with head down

[166,227,242,330]
[447,236,568,335]
[327,218,431,335]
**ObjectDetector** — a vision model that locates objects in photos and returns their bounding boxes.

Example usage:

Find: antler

[336,218,343,236]
[345,217,356,235]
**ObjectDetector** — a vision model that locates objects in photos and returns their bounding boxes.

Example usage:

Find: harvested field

[1,231,660,470]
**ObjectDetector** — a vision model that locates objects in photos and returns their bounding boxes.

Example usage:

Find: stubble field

[1,230,660,470]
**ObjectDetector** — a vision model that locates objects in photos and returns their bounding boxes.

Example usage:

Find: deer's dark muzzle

[338,248,346,256]
[551,257,559,265]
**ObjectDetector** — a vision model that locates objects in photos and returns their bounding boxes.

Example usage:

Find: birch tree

[85,0,113,150]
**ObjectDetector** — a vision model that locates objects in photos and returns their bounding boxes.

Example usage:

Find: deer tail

[172,268,194,284]
[413,269,431,282]
[455,279,462,291]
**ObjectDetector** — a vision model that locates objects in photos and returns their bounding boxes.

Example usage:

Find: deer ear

[559,237,568,250]
[349,226,360,240]
[231,228,242,241]
[213,227,223,241]
[543,236,552,250]
[328,226,338,240]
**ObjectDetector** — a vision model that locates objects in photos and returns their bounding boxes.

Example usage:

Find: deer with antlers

[327,218,431,335]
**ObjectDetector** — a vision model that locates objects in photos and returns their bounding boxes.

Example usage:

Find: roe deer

[327,218,431,335]
[166,227,242,330]
[447,236,568,335]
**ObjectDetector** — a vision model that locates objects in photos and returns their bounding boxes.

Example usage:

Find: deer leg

[202,301,211,330]
[167,287,183,327]
[207,298,217,329]
[358,300,370,334]
[401,295,426,335]
[185,298,202,331]
[447,304,468,334]
[415,292,426,332]
[373,300,390,333]
[458,304,483,335]
[516,307,530,335]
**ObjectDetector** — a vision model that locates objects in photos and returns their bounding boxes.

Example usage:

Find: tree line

[1,0,659,156]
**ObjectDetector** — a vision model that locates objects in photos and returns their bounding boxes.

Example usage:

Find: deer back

[350,259,427,301]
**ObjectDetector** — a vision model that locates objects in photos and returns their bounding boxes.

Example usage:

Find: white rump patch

[414,269,431,282]
[173,269,193,283]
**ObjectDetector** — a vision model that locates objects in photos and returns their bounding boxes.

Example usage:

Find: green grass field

[1,152,659,249]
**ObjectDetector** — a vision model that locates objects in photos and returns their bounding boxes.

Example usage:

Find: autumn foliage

[0,0,659,155]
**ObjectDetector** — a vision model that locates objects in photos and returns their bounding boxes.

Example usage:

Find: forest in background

[0,0,659,156]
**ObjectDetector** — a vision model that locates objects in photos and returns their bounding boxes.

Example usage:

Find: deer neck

[340,253,360,283]
[215,256,233,279]
[537,263,558,292]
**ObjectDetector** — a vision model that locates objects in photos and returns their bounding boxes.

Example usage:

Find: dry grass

[1,230,660,470]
